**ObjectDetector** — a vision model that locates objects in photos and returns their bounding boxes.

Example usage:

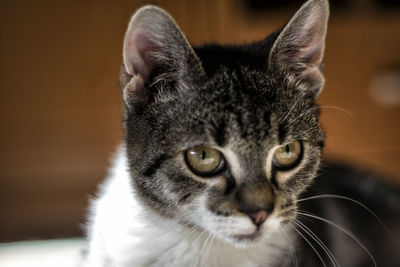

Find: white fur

[82,146,295,267]
[219,147,244,182]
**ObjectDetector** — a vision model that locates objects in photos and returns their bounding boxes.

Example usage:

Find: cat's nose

[245,209,269,226]
[236,180,274,226]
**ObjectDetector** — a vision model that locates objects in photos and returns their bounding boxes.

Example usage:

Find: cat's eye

[185,146,224,176]
[273,141,302,169]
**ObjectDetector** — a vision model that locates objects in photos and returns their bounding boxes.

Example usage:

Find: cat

[82,0,400,266]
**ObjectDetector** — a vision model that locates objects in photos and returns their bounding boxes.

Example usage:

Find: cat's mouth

[233,232,260,241]
[230,225,267,243]
[227,216,282,246]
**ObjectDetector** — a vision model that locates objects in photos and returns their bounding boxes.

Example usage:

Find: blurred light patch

[369,66,400,108]
[0,238,85,267]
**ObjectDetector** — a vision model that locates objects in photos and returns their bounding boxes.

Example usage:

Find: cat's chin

[222,231,268,249]
[229,232,264,248]
[217,217,282,249]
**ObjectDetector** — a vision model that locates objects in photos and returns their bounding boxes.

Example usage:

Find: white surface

[0,238,86,267]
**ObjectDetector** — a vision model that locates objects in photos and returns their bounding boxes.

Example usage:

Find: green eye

[185,146,223,176]
[273,141,302,169]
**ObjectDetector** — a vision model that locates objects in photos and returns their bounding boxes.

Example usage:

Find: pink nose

[248,210,268,226]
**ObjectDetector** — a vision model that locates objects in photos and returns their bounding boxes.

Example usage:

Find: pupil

[285,145,290,153]
[201,150,206,160]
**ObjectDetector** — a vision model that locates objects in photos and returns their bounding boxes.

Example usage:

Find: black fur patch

[142,154,168,177]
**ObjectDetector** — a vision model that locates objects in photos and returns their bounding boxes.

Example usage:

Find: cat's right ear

[120,6,204,108]
[268,0,329,96]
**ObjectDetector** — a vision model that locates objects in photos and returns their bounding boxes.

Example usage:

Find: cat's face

[121,0,328,247]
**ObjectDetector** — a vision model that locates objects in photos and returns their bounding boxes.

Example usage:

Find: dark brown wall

[1,0,399,242]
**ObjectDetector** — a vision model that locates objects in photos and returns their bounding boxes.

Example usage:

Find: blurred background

[0,0,399,242]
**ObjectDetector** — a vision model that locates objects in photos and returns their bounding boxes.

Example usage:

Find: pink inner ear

[291,18,325,66]
[299,41,324,66]
[124,30,159,81]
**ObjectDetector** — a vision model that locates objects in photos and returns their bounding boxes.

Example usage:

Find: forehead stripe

[210,119,227,146]
[278,123,288,144]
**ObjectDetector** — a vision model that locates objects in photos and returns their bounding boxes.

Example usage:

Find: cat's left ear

[269,0,329,96]
[121,6,205,108]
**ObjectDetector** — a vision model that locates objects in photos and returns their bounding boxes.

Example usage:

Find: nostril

[239,204,275,226]
[266,203,275,213]
[249,210,268,226]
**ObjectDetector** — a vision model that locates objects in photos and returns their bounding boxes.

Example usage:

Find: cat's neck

[87,147,293,267]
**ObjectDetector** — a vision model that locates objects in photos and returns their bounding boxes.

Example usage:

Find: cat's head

[120,0,328,247]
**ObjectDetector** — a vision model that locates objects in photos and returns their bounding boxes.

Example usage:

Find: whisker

[284,107,315,129]
[294,194,391,236]
[280,94,306,125]
[192,230,207,267]
[193,228,207,245]
[215,235,222,266]
[206,233,216,259]
[290,224,327,267]
[185,224,201,239]
[293,209,319,228]
[278,225,298,267]
[199,232,212,265]
[277,207,297,217]
[283,103,354,131]
[293,219,340,267]
[319,105,355,118]
[296,211,377,267]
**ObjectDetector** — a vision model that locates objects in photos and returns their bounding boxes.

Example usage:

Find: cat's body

[298,163,400,267]
[82,0,400,266]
